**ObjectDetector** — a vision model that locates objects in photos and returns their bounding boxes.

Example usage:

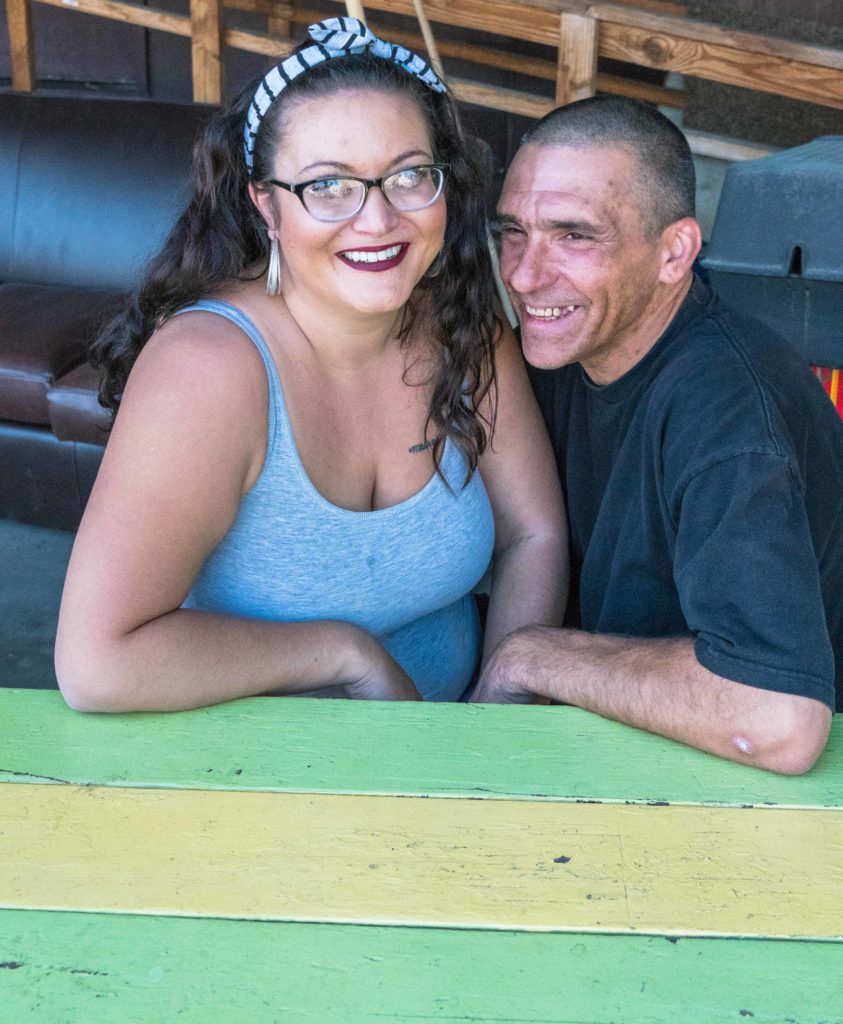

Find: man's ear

[658,217,702,285]
[248,182,278,233]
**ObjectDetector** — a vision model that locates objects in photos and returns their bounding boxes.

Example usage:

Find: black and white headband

[243,17,448,176]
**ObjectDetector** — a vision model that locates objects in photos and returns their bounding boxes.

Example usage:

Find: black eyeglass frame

[260,163,450,221]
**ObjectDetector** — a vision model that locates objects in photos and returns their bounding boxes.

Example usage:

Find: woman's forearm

[56,610,419,712]
[480,531,568,668]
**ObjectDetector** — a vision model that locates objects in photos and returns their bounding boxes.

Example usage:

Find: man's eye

[563,232,588,241]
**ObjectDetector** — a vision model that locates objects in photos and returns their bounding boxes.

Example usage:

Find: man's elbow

[739,694,832,775]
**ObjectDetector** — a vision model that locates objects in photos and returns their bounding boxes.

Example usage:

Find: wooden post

[556,11,598,107]
[6,0,36,92]
[190,0,223,104]
[345,0,367,22]
[267,1,294,41]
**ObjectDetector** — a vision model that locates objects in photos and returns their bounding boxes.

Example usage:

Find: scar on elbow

[732,735,754,756]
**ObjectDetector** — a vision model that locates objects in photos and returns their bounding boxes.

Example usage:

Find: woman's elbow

[54,636,131,713]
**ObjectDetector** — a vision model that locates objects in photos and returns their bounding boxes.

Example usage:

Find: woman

[55,19,566,710]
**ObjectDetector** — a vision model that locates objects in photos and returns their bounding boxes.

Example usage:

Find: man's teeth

[525,304,576,319]
[341,245,402,263]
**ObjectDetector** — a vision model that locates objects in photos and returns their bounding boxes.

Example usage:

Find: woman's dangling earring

[267,235,281,296]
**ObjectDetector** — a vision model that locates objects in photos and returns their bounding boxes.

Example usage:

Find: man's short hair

[522,95,696,238]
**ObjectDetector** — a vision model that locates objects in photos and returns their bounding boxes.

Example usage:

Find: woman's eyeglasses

[261,163,449,222]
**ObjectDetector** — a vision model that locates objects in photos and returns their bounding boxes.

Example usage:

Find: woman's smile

[336,242,409,271]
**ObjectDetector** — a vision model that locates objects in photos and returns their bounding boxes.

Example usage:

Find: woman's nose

[353,185,401,233]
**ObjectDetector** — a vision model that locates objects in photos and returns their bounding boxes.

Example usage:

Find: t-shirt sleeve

[672,450,836,708]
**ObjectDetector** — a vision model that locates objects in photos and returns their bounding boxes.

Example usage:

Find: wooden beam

[583,3,843,69]
[32,0,191,36]
[225,24,295,55]
[556,11,598,106]
[600,23,843,110]
[362,0,561,47]
[5,0,35,92]
[190,0,223,104]
[449,77,552,120]
[267,0,294,39]
[684,130,775,163]
[222,7,684,109]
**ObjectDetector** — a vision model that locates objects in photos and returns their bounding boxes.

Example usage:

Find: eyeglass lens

[302,165,444,221]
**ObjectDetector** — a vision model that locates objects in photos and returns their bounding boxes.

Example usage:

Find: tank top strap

[173,298,286,457]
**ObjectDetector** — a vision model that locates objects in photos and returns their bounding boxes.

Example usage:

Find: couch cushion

[0,283,124,426]
[0,94,215,291]
[0,422,103,530]
[48,362,112,446]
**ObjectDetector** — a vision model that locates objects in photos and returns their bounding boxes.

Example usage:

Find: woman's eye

[391,168,425,191]
[309,178,354,198]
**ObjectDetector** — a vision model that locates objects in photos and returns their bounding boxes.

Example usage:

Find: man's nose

[501,237,556,296]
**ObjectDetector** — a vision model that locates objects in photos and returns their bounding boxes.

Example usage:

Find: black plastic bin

[700,136,843,368]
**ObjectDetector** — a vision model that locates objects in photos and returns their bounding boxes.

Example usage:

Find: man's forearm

[473,628,831,774]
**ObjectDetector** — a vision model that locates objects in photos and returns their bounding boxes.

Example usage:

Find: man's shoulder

[647,282,823,427]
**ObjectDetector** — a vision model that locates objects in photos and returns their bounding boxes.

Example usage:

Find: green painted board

[1,689,841,808]
[2,909,842,1023]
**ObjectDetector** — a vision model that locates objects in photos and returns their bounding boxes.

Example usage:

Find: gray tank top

[180,300,495,700]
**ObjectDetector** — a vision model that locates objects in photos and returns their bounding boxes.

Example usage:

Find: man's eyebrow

[495,212,600,234]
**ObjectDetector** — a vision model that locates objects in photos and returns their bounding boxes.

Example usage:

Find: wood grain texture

[2,690,841,808]
[32,0,191,35]
[3,909,842,1024]
[2,783,841,938]
[190,0,223,103]
[586,3,843,68]
[557,11,598,105]
[5,0,35,91]
[449,78,551,119]
[601,24,843,110]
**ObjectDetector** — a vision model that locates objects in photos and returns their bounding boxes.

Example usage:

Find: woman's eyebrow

[299,149,432,175]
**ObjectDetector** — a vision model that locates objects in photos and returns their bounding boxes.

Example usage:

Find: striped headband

[243,17,448,175]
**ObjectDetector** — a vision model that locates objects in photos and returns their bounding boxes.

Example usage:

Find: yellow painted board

[2,783,841,939]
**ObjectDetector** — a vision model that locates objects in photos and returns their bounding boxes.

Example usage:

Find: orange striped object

[812,366,843,418]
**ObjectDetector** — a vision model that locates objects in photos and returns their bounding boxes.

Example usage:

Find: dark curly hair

[93,44,501,481]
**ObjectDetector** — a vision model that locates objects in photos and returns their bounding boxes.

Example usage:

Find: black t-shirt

[529,276,843,711]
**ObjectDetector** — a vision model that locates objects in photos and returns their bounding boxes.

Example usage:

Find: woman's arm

[476,325,569,667]
[56,313,419,712]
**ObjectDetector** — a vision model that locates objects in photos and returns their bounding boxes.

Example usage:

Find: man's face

[497,143,668,383]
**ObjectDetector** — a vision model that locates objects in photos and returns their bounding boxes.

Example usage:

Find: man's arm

[472,628,832,774]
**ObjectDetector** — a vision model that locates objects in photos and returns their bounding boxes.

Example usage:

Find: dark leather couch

[0,93,213,529]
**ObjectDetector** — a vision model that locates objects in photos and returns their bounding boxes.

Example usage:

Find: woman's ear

[657,217,702,285]
[248,182,278,233]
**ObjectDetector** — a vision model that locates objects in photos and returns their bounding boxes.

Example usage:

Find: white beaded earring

[267,235,281,296]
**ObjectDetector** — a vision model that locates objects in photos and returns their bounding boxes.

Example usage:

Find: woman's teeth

[341,245,403,263]
[525,304,577,319]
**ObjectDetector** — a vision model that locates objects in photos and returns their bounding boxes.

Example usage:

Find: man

[473,96,843,774]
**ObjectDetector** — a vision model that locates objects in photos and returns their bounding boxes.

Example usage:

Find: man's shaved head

[522,95,696,239]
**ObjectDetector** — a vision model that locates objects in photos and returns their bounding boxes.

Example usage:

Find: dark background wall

[684,0,843,147]
[1,0,841,162]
